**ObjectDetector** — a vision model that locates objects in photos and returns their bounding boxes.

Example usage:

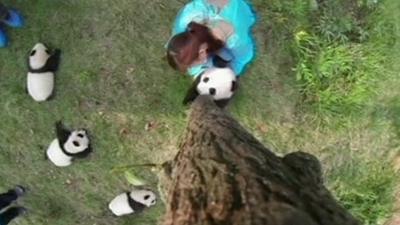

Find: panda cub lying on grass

[46,121,92,167]
[109,189,157,216]
[27,43,61,102]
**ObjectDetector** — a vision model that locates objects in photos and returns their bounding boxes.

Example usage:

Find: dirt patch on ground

[385,192,400,225]
[385,156,400,225]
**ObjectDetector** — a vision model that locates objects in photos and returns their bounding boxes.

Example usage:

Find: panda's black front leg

[47,49,61,72]
[212,55,230,68]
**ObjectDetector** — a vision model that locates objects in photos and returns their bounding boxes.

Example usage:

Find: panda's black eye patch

[209,88,216,95]
[30,50,36,56]
[45,49,50,55]
[203,77,210,83]
[73,141,80,147]
[151,200,155,204]
[77,133,84,138]
[144,195,150,200]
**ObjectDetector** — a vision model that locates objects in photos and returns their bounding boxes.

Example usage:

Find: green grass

[329,159,397,225]
[292,0,393,120]
[0,0,399,225]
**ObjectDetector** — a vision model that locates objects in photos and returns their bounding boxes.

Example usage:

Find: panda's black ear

[55,121,71,144]
[212,55,230,68]
[183,75,202,105]
[46,49,61,72]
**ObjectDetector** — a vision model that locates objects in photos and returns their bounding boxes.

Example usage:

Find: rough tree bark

[160,96,360,225]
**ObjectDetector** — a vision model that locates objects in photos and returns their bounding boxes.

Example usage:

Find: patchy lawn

[0,0,398,225]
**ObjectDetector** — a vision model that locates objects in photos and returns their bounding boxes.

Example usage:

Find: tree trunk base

[161,96,359,225]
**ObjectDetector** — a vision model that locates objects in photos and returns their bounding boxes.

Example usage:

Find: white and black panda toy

[183,67,237,108]
[27,43,61,102]
[109,189,157,216]
[46,121,92,167]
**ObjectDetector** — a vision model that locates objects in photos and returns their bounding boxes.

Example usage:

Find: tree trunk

[161,96,360,225]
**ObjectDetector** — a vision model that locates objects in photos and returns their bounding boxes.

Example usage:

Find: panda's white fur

[109,189,157,216]
[27,43,59,102]
[46,139,71,167]
[196,67,236,101]
[46,129,90,167]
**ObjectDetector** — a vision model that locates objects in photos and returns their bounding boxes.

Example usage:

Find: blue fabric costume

[172,0,256,77]
[0,3,24,48]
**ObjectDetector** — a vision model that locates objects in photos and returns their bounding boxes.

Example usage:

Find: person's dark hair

[167,22,224,72]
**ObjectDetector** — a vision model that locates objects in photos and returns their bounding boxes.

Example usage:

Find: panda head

[63,129,91,156]
[55,121,92,158]
[130,189,157,207]
[183,67,238,108]
[28,43,61,72]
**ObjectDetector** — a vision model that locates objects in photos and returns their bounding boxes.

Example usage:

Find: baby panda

[46,121,92,167]
[109,189,157,217]
[27,43,61,102]
[183,66,238,108]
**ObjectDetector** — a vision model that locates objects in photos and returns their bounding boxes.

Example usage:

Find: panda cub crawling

[46,121,92,167]
[109,189,157,217]
[183,67,237,108]
[27,43,61,102]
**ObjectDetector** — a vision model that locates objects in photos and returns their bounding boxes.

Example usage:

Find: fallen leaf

[257,123,268,134]
[124,171,146,186]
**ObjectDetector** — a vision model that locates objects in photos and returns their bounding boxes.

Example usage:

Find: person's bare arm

[210,20,234,43]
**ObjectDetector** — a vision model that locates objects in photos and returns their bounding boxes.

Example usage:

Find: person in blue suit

[166,0,256,77]
[0,186,27,225]
[0,3,24,48]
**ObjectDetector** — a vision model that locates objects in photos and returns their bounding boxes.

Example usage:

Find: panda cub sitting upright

[183,66,237,108]
[27,43,61,102]
[109,189,157,216]
[46,121,92,167]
